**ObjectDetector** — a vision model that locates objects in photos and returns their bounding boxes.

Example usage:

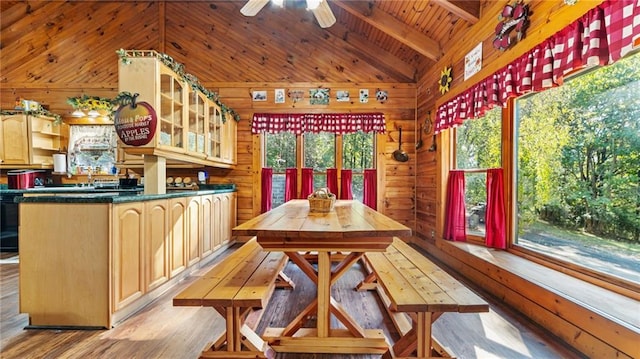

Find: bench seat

[173,237,291,359]
[358,237,489,359]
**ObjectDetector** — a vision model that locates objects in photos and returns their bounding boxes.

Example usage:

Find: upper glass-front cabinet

[208,103,222,159]
[160,72,184,148]
[188,91,206,154]
[117,50,236,168]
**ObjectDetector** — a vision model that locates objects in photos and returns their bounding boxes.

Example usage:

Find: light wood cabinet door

[0,114,29,165]
[185,196,201,267]
[201,195,213,258]
[169,197,187,278]
[145,199,169,291]
[221,115,237,165]
[113,202,145,311]
[212,194,223,249]
[219,192,236,245]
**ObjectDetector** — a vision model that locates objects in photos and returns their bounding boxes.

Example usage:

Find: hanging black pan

[393,127,409,162]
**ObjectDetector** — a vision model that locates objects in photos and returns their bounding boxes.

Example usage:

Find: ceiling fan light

[272,0,284,7]
[306,0,322,11]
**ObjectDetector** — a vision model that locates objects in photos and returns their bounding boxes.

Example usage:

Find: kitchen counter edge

[8,188,236,204]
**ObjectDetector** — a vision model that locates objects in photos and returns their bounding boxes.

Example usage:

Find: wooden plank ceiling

[0,0,479,85]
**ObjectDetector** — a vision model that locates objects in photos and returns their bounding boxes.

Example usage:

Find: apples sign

[114,95,157,146]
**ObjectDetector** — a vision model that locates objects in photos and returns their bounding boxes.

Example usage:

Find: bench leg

[198,307,275,359]
[275,270,295,290]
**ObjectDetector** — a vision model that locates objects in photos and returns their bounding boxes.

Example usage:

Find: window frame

[262,131,376,203]
[506,59,640,295]
[450,106,504,244]
[449,80,640,296]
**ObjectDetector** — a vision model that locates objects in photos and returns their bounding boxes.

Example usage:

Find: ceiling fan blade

[312,1,336,28]
[240,0,270,16]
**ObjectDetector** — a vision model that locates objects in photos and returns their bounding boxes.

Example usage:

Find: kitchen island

[15,185,236,328]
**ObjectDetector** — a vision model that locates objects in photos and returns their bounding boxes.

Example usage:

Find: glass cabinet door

[207,104,222,159]
[188,92,206,153]
[159,73,184,148]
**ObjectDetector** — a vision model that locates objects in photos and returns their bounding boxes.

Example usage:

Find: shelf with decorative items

[115,50,239,193]
[116,50,238,168]
[0,108,68,169]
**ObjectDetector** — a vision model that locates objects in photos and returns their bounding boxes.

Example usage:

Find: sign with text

[114,101,157,146]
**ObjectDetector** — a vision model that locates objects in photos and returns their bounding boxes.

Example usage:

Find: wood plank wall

[206,82,416,227]
[0,0,417,229]
[414,0,606,242]
[411,1,633,358]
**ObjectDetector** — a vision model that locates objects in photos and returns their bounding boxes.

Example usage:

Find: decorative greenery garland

[116,49,240,122]
[0,108,62,124]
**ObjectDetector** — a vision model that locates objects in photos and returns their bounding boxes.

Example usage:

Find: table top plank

[233,200,412,246]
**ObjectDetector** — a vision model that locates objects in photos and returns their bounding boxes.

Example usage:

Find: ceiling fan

[240,0,337,28]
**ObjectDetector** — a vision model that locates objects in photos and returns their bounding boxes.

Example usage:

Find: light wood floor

[0,246,585,359]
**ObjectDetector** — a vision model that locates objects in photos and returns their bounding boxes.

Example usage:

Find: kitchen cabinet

[201,194,215,258]
[112,202,144,311]
[117,51,236,169]
[220,192,236,245]
[221,113,237,165]
[168,197,187,278]
[0,113,67,168]
[145,199,169,291]
[185,196,201,267]
[18,190,236,328]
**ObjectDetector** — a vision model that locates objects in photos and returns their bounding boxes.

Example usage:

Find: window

[343,131,375,201]
[303,132,335,189]
[514,53,640,285]
[264,131,296,208]
[454,106,502,237]
[264,130,375,205]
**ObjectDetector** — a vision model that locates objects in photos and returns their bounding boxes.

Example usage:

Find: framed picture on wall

[336,90,350,102]
[252,90,267,101]
[359,89,369,103]
[310,88,330,105]
[275,89,285,103]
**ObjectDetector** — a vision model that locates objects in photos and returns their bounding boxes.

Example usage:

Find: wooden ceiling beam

[325,23,417,81]
[331,0,441,61]
[431,0,480,24]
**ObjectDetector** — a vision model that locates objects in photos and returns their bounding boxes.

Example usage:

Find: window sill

[411,236,639,358]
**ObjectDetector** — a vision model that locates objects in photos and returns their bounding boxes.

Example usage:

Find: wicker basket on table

[308,188,336,213]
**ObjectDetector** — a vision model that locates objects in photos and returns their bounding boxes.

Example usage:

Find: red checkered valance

[436,0,640,134]
[251,113,386,135]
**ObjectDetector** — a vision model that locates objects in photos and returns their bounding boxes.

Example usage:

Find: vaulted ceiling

[0,0,482,85]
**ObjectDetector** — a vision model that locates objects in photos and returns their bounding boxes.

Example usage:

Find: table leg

[263,250,387,354]
[317,251,331,337]
[416,311,432,358]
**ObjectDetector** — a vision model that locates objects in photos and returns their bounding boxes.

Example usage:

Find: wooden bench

[358,237,490,359]
[173,237,293,359]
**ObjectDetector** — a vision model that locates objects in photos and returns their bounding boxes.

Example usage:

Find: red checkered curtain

[604,0,640,62]
[444,170,466,242]
[485,168,506,249]
[363,169,377,210]
[326,168,338,197]
[251,113,386,134]
[435,0,639,134]
[284,168,297,202]
[301,168,314,199]
[340,169,353,200]
[260,168,273,213]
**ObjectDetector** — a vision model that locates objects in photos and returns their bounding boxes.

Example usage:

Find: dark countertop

[2,184,236,204]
